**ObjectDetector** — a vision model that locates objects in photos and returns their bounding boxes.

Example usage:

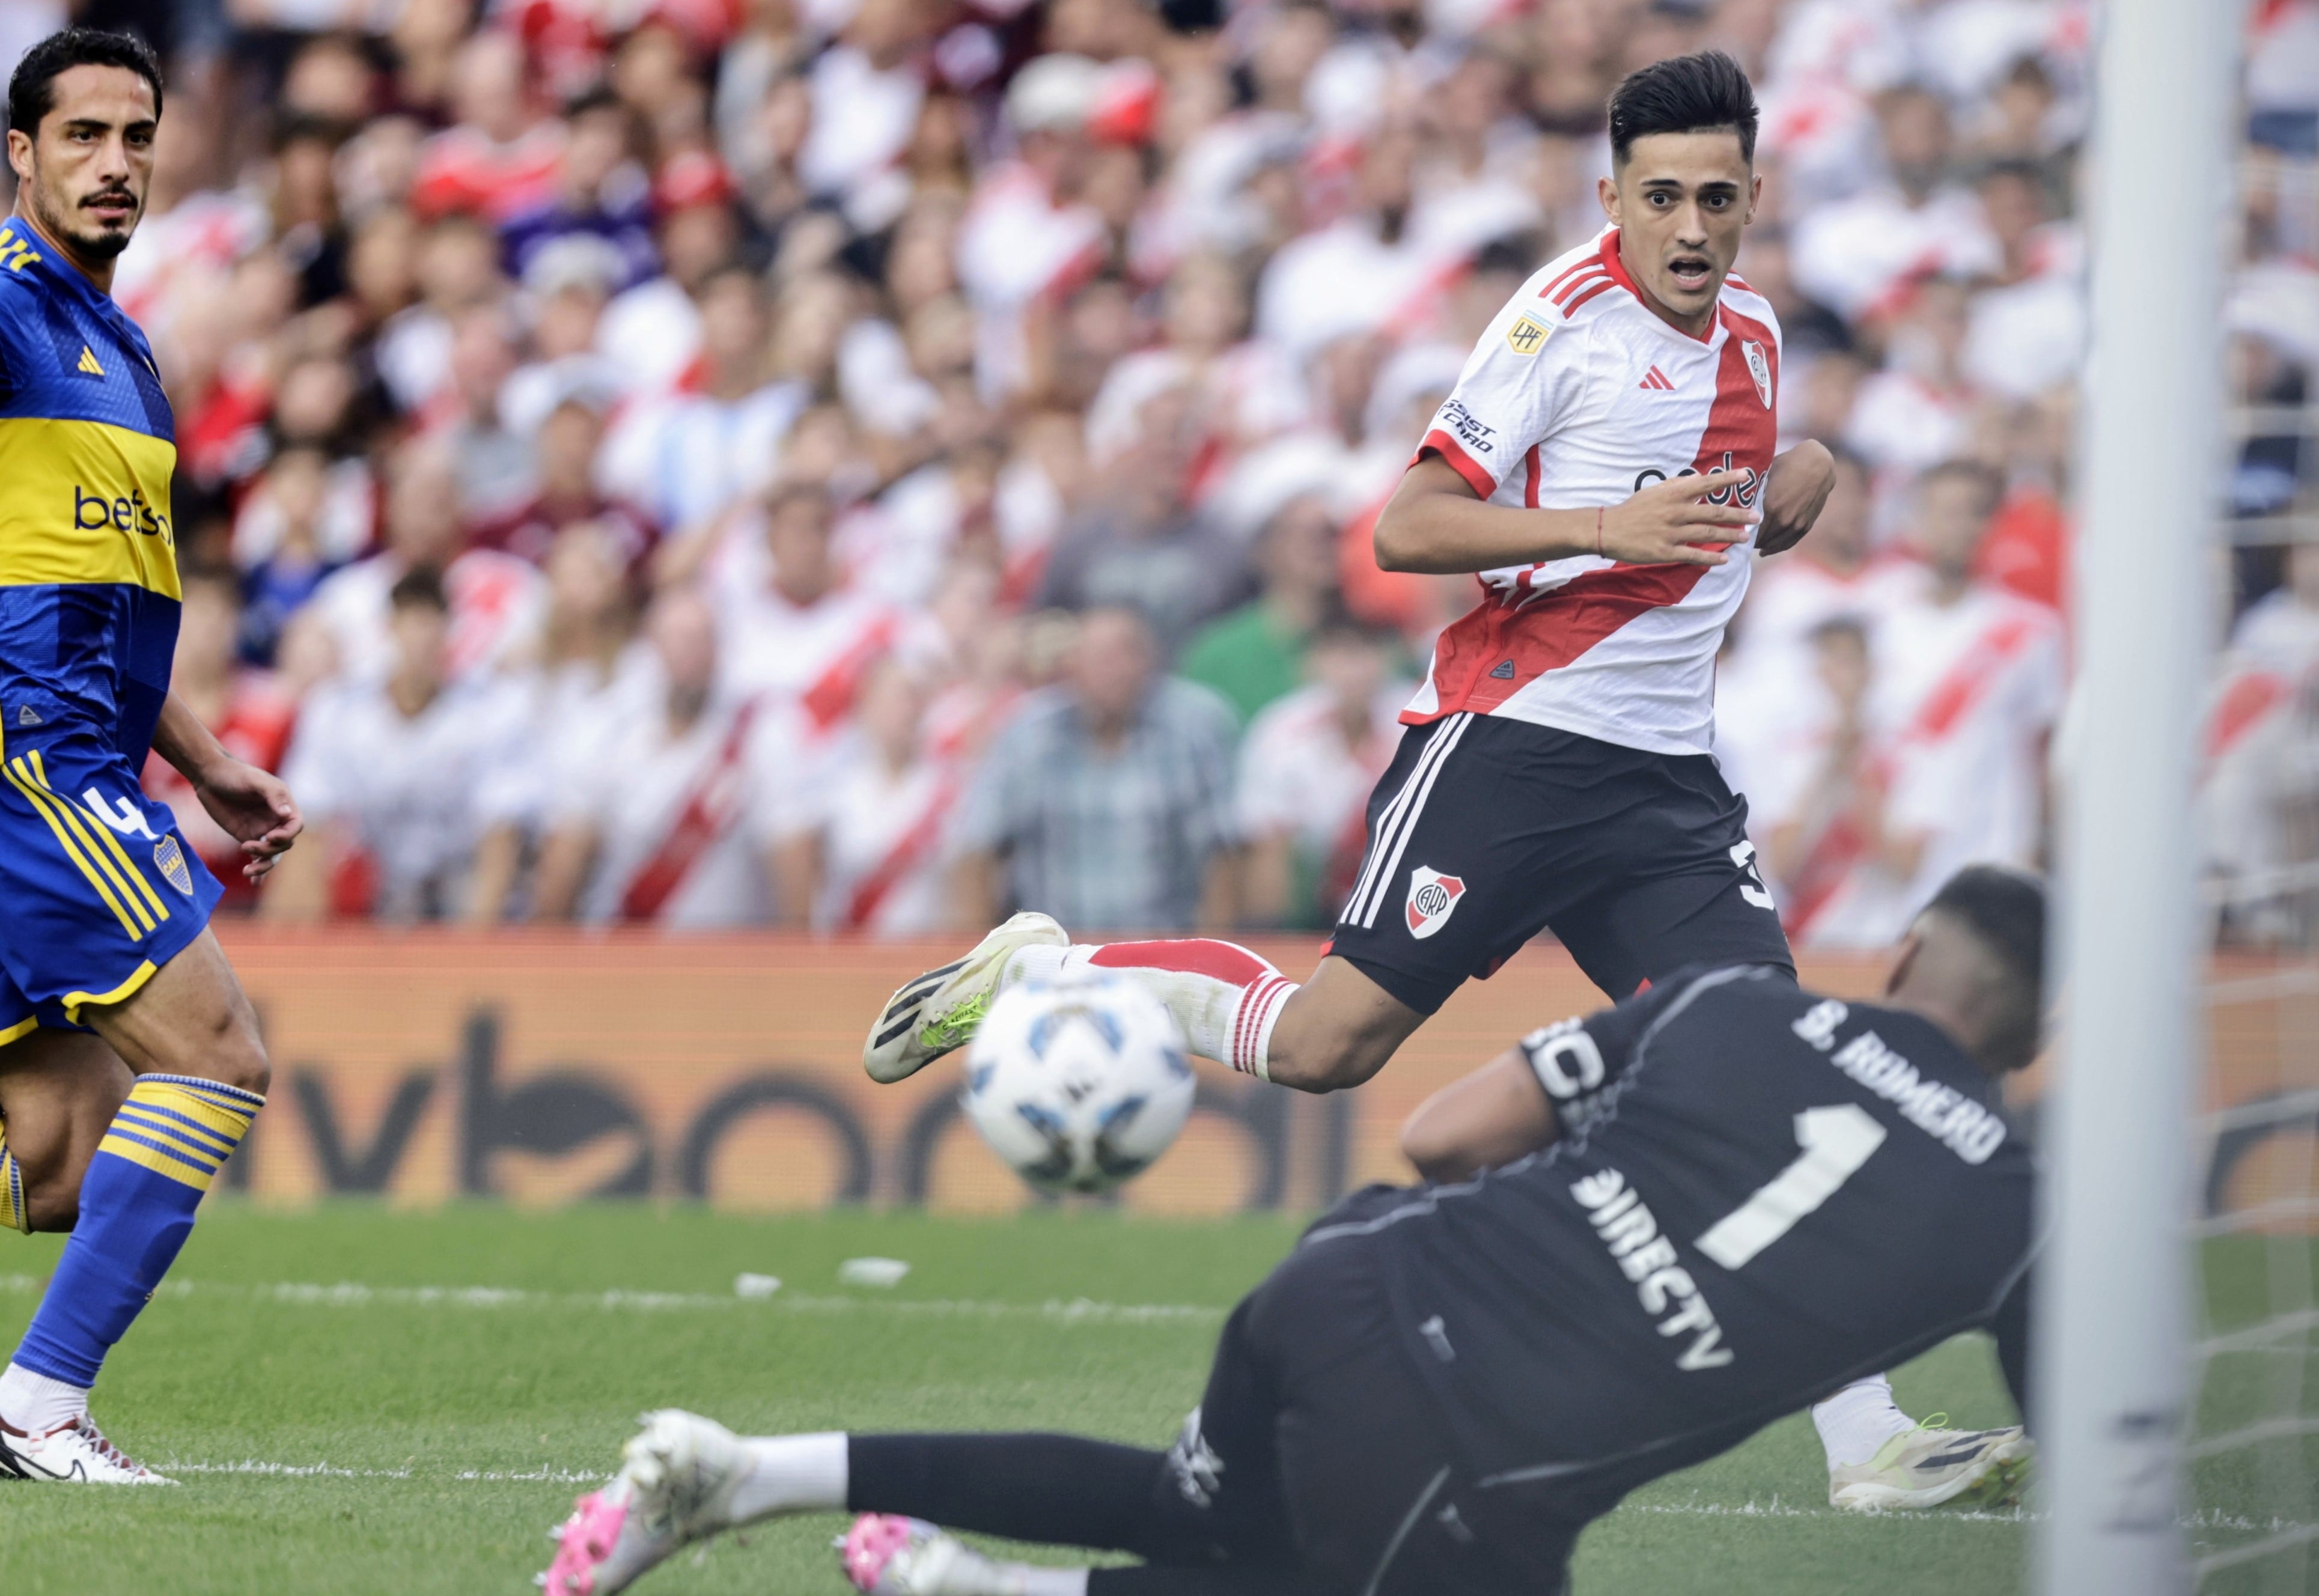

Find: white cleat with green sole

[1828,1418,2033,1512]
[861,913,1068,1084]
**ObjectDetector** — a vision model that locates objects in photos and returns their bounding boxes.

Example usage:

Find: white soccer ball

[961,971,1196,1195]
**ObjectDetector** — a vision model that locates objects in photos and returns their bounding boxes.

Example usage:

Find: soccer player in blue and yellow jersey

[0,29,302,1484]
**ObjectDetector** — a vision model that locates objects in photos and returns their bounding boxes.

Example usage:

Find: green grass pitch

[0,1207,2306,1595]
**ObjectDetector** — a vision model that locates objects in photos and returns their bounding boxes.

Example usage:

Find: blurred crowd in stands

[20,0,2319,944]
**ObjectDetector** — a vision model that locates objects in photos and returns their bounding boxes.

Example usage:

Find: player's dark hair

[1924,866,2047,1073]
[8,28,163,136]
[1607,50,1757,166]
[388,567,451,615]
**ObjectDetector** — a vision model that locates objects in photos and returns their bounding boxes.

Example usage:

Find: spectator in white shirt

[701,481,907,728]
[772,655,961,936]
[1779,461,2064,948]
[532,587,806,928]
[306,434,547,684]
[270,570,537,924]
[1790,82,2000,323]
[599,262,809,535]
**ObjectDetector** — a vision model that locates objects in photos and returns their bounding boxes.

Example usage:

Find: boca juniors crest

[1742,340,1773,409]
[1405,866,1466,940]
[154,834,194,896]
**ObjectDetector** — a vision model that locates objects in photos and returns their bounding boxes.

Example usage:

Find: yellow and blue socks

[0,1122,25,1235]
[2,1075,261,1424]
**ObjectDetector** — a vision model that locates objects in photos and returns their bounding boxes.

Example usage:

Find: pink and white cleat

[838,1514,1010,1595]
[541,1480,674,1596]
[539,1410,751,1595]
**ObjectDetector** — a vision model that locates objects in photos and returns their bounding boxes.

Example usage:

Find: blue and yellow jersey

[0,217,178,764]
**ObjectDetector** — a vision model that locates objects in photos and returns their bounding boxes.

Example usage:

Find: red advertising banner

[211,931,2312,1223]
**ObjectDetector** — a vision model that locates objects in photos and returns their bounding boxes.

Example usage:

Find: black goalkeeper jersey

[1326,966,2037,1506]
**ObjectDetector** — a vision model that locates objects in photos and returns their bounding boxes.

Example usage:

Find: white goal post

[2035,1,2241,1592]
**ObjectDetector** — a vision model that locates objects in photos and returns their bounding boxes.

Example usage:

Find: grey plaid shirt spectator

[957,678,1239,932]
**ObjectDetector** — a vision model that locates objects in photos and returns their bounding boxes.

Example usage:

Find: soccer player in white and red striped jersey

[858,53,2004,1511]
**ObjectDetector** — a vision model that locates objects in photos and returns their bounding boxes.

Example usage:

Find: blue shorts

[0,719,221,1044]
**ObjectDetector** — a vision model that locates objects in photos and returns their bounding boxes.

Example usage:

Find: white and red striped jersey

[1402,227,1784,756]
[786,743,963,936]
[554,695,809,929]
[712,576,909,739]
[1726,550,1928,688]
[1798,585,2063,948]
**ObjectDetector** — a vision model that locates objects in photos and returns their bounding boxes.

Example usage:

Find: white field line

[163,1460,600,1485]
[0,1274,1224,1326]
[1624,1498,2308,1538]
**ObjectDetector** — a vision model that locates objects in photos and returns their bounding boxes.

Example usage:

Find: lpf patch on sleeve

[1505,316,1550,356]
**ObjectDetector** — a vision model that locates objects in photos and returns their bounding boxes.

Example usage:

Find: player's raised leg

[865,916,1421,1095]
[0,931,268,1485]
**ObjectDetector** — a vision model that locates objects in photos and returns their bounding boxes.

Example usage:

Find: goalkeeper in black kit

[544,865,2042,1596]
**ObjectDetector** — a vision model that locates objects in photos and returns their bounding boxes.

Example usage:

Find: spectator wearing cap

[954,605,1239,934]
[270,570,540,924]
[1178,492,1346,725]
[500,86,658,291]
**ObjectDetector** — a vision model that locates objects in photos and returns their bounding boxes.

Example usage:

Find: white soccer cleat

[862,912,1068,1084]
[0,1413,175,1485]
[1828,1419,2033,1511]
[838,1514,1020,1595]
[539,1410,751,1595]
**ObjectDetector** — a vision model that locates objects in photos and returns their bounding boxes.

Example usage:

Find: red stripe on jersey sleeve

[1549,269,1610,308]
[1540,257,1601,300]
[1413,428,1498,498]
[1561,279,1620,317]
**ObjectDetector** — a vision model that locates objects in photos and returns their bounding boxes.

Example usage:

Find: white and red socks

[0,1362,88,1436]
[1811,1374,1915,1469]
[1005,942,1297,1082]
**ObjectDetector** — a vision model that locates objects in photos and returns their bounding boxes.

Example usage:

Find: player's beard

[32,175,139,261]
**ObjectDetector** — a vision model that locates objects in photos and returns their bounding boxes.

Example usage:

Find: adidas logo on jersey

[13,704,40,727]
[75,345,103,377]
[1638,365,1674,392]
[1488,660,1516,680]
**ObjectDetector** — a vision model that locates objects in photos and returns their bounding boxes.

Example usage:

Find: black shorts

[1178,1222,1583,1596]
[1328,712,1794,1015]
